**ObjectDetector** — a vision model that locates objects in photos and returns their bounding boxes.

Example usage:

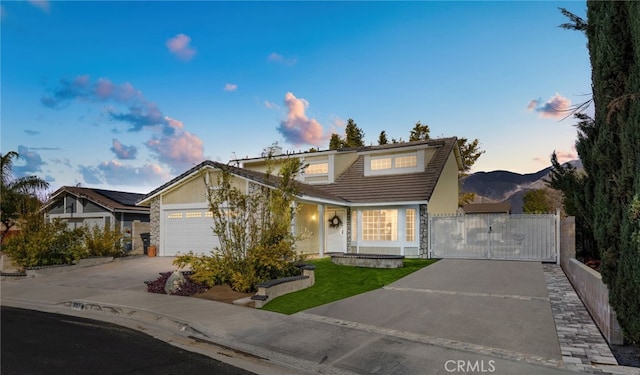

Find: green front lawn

[262,258,437,315]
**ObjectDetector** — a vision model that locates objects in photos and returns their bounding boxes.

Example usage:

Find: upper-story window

[305,162,329,175]
[395,155,417,168]
[371,158,392,170]
[367,152,421,176]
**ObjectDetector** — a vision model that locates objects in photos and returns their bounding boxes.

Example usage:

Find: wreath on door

[328,213,342,228]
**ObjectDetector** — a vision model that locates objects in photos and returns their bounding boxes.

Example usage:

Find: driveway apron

[302,259,562,362]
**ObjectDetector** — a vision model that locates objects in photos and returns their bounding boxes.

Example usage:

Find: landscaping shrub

[174,157,304,293]
[3,212,85,270]
[146,271,209,296]
[83,223,124,257]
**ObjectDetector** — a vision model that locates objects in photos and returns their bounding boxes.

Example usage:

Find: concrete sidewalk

[0,257,609,374]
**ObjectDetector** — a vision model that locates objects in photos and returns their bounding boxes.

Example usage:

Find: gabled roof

[233,136,462,165]
[321,137,459,204]
[45,186,149,213]
[137,160,347,206]
[139,137,460,207]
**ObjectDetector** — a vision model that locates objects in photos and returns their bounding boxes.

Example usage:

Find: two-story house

[136,137,463,257]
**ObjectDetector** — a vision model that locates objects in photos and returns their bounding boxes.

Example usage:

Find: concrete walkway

[0,257,635,374]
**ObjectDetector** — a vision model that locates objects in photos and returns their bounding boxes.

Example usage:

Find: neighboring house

[137,137,463,257]
[43,187,150,252]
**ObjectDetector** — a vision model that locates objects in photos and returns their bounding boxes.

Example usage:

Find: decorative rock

[164,270,186,294]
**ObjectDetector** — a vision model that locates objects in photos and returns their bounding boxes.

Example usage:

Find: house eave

[348,200,429,207]
[136,165,219,206]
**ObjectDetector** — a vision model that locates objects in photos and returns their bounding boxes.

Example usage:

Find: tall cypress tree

[584,1,640,343]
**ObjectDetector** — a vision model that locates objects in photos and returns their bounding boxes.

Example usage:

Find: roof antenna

[231,152,239,167]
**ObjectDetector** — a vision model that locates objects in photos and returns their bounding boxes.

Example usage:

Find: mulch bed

[192,284,254,305]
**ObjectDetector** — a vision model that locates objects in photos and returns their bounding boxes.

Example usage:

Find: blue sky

[1,1,591,193]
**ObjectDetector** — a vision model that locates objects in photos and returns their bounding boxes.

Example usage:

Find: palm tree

[1,151,50,242]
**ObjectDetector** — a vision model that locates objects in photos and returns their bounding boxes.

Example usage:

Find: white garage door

[162,208,220,256]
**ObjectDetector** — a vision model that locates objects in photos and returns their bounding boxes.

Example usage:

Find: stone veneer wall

[150,197,160,248]
[560,216,624,345]
[419,204,428,256]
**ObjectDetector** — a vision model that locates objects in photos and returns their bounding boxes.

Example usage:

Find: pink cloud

[110,139,138,160]
[534,146,578,164]
[166,34,196,61]
[554,149,578,163]
[146,116,205,173]
[95,79,142,102]
[28,0,50,12]
[224,83,237,92]
[97,160,170,186]
[527,93,572,119]
[276,92,327,146]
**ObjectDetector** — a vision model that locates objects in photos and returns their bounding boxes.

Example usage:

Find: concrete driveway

[302,259,562,361]
[2,256,576,374]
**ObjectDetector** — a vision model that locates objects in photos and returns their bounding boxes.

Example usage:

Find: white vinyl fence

[428,213,558,262]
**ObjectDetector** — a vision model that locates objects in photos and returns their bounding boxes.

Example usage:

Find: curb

[3,296,357,375]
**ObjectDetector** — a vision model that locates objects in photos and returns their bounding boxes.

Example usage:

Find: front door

[325,209,347,253]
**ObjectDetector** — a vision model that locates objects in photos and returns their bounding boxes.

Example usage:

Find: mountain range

[461,160,583,214]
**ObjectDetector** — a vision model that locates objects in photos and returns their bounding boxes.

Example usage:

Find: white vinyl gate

[428,213,558,262]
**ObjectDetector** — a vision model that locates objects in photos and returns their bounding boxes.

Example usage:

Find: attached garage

[161,207,219,256]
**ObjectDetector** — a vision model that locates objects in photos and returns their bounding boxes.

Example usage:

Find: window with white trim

[305,162,329,175]
[395,155,417,168]
[167,212,183,219]
[362,209,397,241]
[185,212,202,219]
[366,152,421,176]
[406,208,416,241]
[370,158,392,171]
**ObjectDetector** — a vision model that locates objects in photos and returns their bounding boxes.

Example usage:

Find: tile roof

[138,137,459,206]
[47,186,148,212]
[321,137,458,203]
[137,160,347,205]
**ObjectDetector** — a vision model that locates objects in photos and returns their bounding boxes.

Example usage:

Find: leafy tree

[1,151,49,242]
[378,131,389,145]
[329,134,343,150]
[457,138,484,174]
[522,189,552,214]
[409,121,430,141]
[174,158,304,292]
[547,150,597,259]
[457,138,485,205]
[329,118,365,150]
[344,118,365,148]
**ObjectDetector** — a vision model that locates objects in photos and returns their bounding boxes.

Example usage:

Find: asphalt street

[1,306,255,375]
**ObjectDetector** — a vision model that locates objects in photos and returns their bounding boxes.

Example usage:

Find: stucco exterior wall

[423,147,436,166]
[163,175,208,205]
[333,153,359,181]
[426,150,459,215]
